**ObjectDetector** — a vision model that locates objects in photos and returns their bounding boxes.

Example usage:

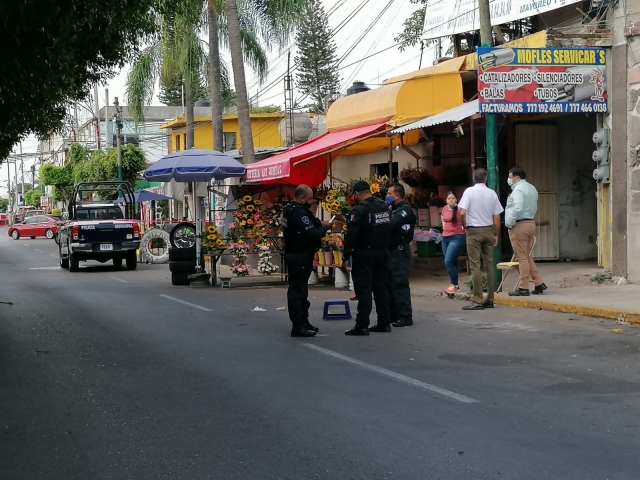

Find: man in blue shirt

[505,166,547,296]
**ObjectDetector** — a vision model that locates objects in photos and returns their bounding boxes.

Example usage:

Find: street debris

[617,314,629,325]
[252,306,266,312]
[276,307,286,311]
[613,329,625,334]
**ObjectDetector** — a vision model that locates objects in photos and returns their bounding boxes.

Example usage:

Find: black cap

[352,180,370,192]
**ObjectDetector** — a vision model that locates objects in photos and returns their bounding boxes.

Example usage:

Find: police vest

[358,197,392,249]
[283,203,322,254]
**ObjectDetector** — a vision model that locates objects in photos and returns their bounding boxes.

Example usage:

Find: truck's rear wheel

[59,245,69,269]
[126,252,137,270]
[68,252,79,272]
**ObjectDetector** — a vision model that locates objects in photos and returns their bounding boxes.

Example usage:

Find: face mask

[507,178,514,188]
[385,196,394,205]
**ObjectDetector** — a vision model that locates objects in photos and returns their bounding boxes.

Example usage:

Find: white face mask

[507,178,514,188]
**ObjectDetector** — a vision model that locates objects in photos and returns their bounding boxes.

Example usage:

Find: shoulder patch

[301,216,310,225]
[400,210,407,217]
[350,214,355,222]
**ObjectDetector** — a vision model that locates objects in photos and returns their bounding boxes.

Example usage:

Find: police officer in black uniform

[283,184,332,337]
[385,183,416,327]
[341,181,393,336]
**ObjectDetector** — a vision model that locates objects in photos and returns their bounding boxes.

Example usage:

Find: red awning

[243,122,388,187]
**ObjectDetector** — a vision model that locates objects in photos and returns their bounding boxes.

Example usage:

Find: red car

[8,215,59,240]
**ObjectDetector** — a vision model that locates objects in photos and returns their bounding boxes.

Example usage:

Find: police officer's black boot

[345,325,370,336]
[391,319,413,328]
[305,322,319,333]
[291,324,317,337]
[369,323,392,332]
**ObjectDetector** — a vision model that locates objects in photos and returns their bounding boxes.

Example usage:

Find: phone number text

[480,102,608,114]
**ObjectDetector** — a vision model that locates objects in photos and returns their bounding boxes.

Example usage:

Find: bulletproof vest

[391,201,415,245]
[357,197,392,249]
[283,203,321,254]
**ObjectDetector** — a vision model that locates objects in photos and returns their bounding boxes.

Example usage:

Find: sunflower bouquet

[201,225,226,252]
[234,195,264,229]
[348,175,391,201]
[320,189,350,216]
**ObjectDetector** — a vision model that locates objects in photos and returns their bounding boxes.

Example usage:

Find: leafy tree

[293,0,339,113]
[159,74,210,106]
[395,0,427,51]
[24,190,41,208]
[0,0,158,161]
[0,198,9,213]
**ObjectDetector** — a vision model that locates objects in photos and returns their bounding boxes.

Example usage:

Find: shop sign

[244,158,291,182]
[477,47,607,114]
[422,0,582,41]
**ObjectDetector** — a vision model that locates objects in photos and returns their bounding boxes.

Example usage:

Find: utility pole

[105,88,110,147]
[20,142,25,206]
[94,84,101,150]
[284,52,295,146]
[7,158,11,213]
[113,97,123,181]
[478,0,501,276]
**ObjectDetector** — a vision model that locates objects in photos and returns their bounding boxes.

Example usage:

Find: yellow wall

[165,114,285,152]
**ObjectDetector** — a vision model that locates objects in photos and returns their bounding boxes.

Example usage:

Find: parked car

[13,206,36,223]
[8,215,59,240]
[23,209,46,220]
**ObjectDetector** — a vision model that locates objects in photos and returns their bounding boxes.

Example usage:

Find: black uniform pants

[352,248,391,327]
[286,252,314,327]
[388,244,413,322]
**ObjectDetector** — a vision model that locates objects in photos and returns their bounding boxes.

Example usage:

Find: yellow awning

[327,72,464,132]
[383,56,466,84]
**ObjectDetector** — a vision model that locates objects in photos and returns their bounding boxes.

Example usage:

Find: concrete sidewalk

[410,260,640,324]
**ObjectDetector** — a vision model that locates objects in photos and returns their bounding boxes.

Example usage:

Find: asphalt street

[1,229,639,479]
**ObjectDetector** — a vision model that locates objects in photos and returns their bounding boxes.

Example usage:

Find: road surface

[1,230,639,479]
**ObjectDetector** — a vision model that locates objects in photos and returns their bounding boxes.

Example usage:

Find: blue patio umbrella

[143,149,246,183]
[143,149,246,279]
[113,190,173,204]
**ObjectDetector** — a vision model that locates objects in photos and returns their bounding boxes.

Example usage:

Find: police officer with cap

[341,180,393,336]
[385,183,416,327]
[283,184,333,337]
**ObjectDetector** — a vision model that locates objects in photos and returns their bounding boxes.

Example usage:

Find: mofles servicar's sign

[477,47,607,114]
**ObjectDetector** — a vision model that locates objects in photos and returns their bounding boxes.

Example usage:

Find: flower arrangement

[399,167,439,190]
[406,191,430,208]
[266,196,289,229]
[320,189,350,216]
[348,175,392,201]
[201,225,226,252]
[233,195,264,229]
[228,241,252,276]
[255,243,278,275]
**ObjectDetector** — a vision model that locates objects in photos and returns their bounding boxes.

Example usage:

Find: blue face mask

[385,196,394,205]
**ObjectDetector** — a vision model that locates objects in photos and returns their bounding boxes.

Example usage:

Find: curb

[493,295,640,324]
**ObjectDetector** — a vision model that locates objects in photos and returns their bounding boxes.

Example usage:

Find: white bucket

[308,269,318,285]
[335,267,349,288]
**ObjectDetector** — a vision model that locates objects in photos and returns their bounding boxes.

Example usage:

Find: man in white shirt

[457,168,504,310]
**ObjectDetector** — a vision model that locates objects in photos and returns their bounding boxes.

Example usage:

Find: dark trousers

[286,252,314,327]
[389,245,412,322]
[352,249,391,327]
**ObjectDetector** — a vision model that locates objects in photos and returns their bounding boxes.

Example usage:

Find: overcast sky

[3,0,435,198]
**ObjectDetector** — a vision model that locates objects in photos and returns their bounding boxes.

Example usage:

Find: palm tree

[127,0,268,151]
[223,0,310,163]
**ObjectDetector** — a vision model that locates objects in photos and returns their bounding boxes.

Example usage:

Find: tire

[140,229,170,264]
[168,247,196,262]
[59,246,69,269]
[30,236,36,239]
[11,230,19,240]
[169,222,196,249]
[169,260,197,274]
[126,252,137,271]
[171,272,191,286]
[45,229,54,239]
[113,258,123,269]
[68,252,79,272]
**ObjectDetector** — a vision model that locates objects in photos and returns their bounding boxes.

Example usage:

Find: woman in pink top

[441,192,466,294]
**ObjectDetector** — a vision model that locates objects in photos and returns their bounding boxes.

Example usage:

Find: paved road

[1,229,639,479]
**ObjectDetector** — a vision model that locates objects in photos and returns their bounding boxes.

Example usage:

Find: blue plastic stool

[323,300,352,320]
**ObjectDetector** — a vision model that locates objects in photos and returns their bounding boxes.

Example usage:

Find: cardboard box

[430,206,442,227]
[417,208,430,227]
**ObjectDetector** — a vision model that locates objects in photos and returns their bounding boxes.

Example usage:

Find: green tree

[294,0,339,113]
[224,0,311,163]
[159,74,210,106]
[127,0,268,151]
[0,0,158,161]
[395,0,428,51]
[250,105,282,114]
[24,190,41,208]
[0,198,9,213]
